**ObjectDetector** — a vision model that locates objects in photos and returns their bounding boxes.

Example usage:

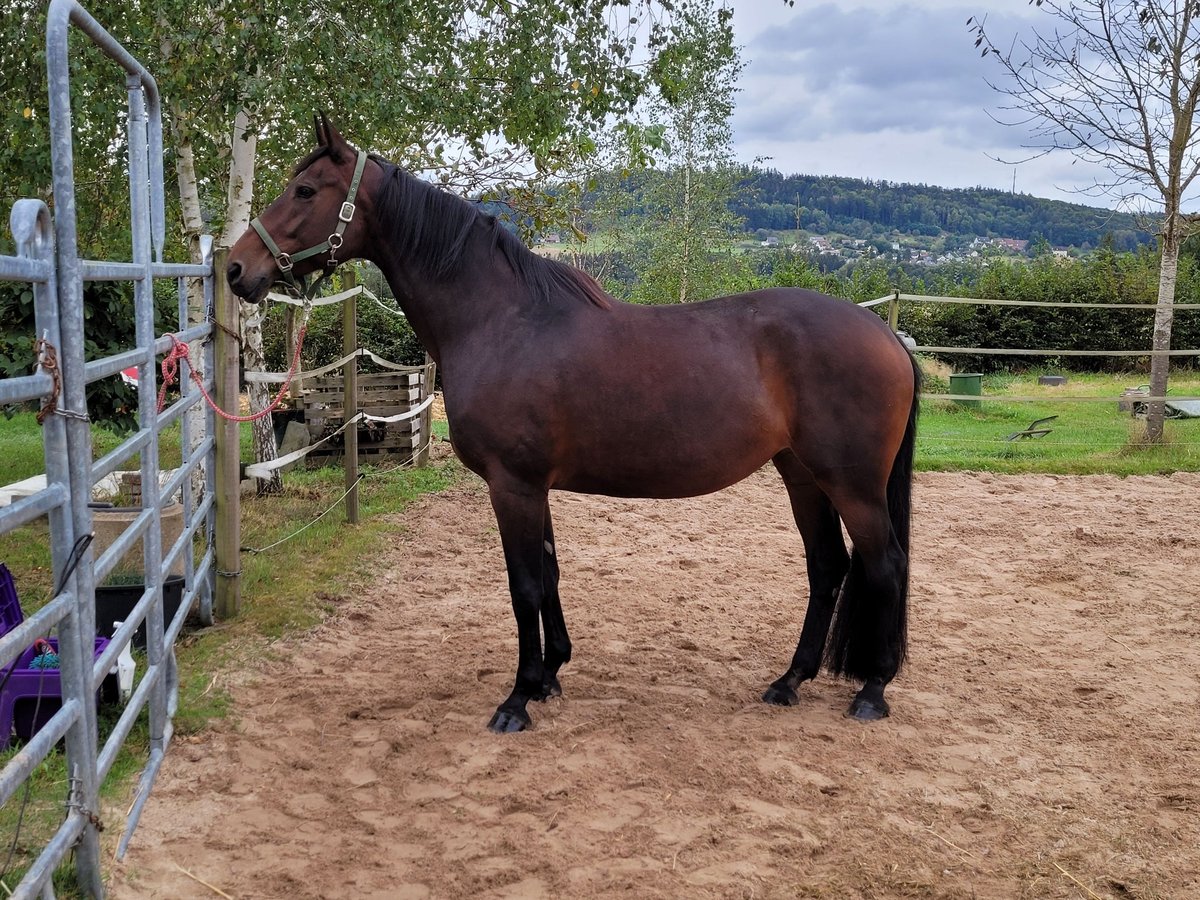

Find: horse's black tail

[824,351,920,680]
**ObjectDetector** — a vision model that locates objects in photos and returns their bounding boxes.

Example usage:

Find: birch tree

[3,0,707,478]
[655,0,743,303]
[627,0,744,304]
[970,0,1200,442]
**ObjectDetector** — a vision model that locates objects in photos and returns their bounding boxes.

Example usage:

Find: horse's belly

[554,423,785,499]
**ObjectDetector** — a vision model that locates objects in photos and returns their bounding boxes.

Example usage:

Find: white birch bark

[1145,218,1179,444]
[221,108,282,493]
[679,162,692,304]
[171,119,211,497]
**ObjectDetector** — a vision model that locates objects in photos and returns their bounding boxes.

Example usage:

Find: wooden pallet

[300,366,432,464]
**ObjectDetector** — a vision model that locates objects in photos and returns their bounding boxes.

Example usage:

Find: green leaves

[0,279,174,431]
[619,0,743,304]
[3,0,705,257]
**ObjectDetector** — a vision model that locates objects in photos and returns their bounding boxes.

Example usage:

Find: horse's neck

[371,250,520,369]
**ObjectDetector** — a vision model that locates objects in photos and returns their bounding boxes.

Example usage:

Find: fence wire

[865,292,1200,468]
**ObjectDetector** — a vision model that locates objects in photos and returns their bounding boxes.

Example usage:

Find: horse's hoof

[846,695,890,721]
[762,683,799,706]
[487,708,531,733]
[533,675,562,702]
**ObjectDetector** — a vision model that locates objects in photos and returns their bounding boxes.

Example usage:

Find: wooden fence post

[417,354,436,468]
[887,289,901,332]
[343,268,360,524]
[212,247,242,618]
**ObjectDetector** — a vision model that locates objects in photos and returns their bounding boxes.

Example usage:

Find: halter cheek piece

[249,148,369,300]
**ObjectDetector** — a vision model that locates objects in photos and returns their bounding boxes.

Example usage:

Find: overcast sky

[728,1,1115,207]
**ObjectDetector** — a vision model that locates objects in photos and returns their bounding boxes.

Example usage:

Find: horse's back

[479,286,917,498]
[604,287,912,391]
[611,286,897,343]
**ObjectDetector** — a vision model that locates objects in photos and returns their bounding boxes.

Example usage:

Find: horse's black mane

[300,145,610,309]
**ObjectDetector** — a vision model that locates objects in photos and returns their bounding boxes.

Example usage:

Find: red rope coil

[157,324,308,422]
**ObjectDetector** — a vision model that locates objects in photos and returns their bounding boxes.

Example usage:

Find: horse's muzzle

[225,261,270,303]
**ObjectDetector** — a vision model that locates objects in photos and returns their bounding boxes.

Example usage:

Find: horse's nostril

[226,260,242,284]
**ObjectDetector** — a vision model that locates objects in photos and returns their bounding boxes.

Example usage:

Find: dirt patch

[430,391,447,423]
[111,470,1200,899]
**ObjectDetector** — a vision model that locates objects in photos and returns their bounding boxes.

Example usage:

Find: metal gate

[0,1,216,895]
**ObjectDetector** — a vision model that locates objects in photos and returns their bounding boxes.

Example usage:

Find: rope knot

[156,322,308,422]
[156,334,193,413]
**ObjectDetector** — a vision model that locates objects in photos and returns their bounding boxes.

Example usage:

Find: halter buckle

[339,201,356,223]
[276,252,294,272]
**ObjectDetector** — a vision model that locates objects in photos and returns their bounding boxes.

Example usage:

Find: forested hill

[734,168,1150,251]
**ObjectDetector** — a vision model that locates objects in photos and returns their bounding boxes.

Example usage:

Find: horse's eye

[295,185,316,199]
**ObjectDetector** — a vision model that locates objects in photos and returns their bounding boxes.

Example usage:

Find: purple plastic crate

[0,563,110,747]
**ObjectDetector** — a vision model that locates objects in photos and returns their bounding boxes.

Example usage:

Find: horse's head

[227,114,374,302]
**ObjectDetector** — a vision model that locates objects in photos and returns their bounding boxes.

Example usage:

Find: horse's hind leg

[822,491,908,721]
[762,452,850,707]
[537,502,571,700]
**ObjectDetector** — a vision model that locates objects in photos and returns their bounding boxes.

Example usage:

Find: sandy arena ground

[111,468,1200,899]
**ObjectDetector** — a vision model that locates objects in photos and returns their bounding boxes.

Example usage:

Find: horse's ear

[319,111,348,162]
[313,113,324,146]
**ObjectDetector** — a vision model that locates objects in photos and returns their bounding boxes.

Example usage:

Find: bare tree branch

[969,0,1200,441]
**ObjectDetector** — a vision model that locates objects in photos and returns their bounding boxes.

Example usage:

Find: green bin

[949,373,982,408]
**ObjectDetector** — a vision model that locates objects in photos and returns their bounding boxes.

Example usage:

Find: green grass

[1,409,256,488]
[232,460,459,637]
[916,369,1200,474]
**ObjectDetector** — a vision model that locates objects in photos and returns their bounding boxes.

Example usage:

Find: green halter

[250,148,368,299]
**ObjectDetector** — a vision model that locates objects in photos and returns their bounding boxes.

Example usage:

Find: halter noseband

[250,148,369,299]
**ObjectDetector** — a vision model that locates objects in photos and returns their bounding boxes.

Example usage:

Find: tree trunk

[239,300,281,493]
[1145,222,1179,444]
[171,120,210,498]
[679,163,692,303]
[221,107,282,493]
[174,126,205,239]
[219,108,257,248]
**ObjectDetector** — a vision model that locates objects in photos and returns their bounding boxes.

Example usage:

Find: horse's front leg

[537,501,571,701]
[486,479,549,733]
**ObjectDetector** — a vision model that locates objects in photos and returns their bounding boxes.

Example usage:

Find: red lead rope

[157,324,308,422]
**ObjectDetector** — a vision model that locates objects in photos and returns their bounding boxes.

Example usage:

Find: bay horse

[227,115,920,733]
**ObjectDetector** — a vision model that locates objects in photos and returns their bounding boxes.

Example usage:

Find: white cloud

[728,2,1119,205]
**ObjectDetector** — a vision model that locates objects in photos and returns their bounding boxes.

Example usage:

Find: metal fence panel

[1,2,216,895]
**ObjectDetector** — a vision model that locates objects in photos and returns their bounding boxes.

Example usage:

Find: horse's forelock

[290,145,334,179]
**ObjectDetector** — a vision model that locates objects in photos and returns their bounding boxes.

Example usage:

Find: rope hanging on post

[157,317,309,422]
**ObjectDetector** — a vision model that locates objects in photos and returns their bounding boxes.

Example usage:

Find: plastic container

[94,574,185,649]
[948,372,983,408]
[0,563,111,747]
[110,620,136,704]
